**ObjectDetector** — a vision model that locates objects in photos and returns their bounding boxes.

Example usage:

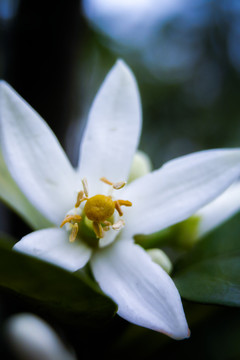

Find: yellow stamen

[75,190,84,208]
[100,177,113,186]
[118,200,132,207]
[100,177,126,190]
[93,221,104,238]
[114,200,132,216]
[61,176,132,243]
[69,223,79,242]
[114,200,123,216]
[60,214,82,228]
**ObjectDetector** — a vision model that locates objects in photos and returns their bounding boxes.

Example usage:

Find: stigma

[60,177,132,243]
[84,195,115,222]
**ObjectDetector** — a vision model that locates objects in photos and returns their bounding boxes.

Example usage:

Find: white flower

[5,313,76,360]
[1,60,240,339]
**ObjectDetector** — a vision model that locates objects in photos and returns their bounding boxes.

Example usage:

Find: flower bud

[128,150,152,182]
[147,248,173,274]
[5,313,76,360]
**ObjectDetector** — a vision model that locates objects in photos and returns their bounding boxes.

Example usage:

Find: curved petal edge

[14,228,92,272]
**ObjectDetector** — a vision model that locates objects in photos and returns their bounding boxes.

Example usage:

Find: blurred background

[1,0,240,358]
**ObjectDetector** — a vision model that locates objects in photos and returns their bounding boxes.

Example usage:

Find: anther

[60,214,82,228]
[114,200,123,216]
[75,190,85,208]
[100,177,126,190]
[103,220,112,226]
[82,178,89,197]
[93,222,104,238]
[112,219,125,231]
[118,200,132,207]
[69,223,79,242]
[103,226,110,231]
[102,220,112,231]
[114,199,132,216]
[113,181,126,190]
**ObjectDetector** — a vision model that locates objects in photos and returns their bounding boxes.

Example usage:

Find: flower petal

[78,60,142,193]
[5,314,76,360]
[196,182,240,238]
[98,227,118,248]
[91,239,189,339]
[0,149,52,229]
[0,81,78,225]
[14,228,92,272]
[122,149,240,236]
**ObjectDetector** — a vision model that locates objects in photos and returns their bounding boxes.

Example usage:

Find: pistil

[60,177,132,243]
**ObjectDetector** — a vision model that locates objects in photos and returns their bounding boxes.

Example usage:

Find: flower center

[60,177,132,244]
[84,195,115,222]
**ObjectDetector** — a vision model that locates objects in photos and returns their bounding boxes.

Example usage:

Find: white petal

[196,182,240,238]
[98,212,120,248]
[14,228,92,272]
[98,227,118,248]
[5,314,76,360]
[91,240,189,339]
[0,149,52,229]
[0,81,78,225]
[78,60,142,193]
[122,149,240,236]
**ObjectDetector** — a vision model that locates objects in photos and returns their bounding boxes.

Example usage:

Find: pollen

[84,195,115,222]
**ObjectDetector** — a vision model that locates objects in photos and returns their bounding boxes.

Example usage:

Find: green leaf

[173,212,240,306]
[0,238,117,326]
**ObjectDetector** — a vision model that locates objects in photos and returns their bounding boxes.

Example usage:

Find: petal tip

[166,327,191,341]
[114,58,129,70]
[113,59,137,84]
[0,80,14,96]
[0,79,8,87]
